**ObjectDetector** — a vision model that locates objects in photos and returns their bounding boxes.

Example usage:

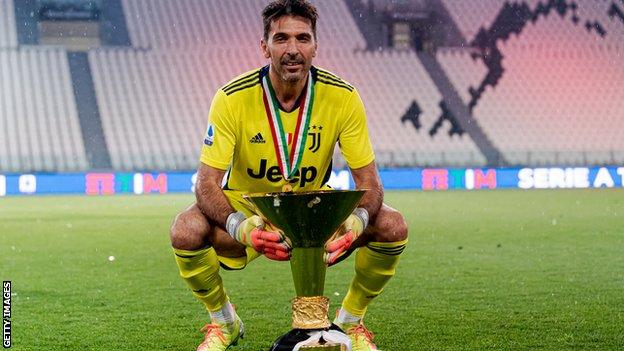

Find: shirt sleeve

[199,89,236,170]
[338,88,375,169]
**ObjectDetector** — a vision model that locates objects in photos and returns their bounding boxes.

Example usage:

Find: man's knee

[170,204,210,250]
[370,205,408,242]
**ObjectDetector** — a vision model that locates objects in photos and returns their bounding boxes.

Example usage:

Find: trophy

[245,189,366,351]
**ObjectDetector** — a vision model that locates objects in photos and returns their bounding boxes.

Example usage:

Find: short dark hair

[262,0,318,41]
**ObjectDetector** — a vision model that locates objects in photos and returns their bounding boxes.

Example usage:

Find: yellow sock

[173,247,228,312]
[342,239,408,317]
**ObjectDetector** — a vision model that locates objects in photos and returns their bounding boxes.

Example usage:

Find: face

[261,15,317,84]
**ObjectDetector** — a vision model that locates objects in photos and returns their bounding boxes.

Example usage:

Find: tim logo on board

[204,124,215,146]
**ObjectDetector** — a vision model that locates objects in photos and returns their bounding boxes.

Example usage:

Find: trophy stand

[245,190,365,351]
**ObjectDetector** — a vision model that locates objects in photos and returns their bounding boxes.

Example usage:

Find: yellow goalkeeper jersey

[200,65,374,193]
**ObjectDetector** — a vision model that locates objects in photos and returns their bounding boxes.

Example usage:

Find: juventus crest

[307,124,322,153]
[286,124,322,153]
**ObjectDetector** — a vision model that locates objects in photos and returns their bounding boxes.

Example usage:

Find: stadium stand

[88,46,485,170]
[2,0,624,173]
[436,48,488,106]
[121,0,366,50]
[0,0,17,47]
[319,49,486,166]
[88,48,273,170]
[0,47,88,172]
[439,0,503,41]
[92,0,482,170]
[475,44,624,165]
[439,0,624,165]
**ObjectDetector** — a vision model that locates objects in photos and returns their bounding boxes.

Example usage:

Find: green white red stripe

[262,73,314,180]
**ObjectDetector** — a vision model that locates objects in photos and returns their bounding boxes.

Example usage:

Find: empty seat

[0,48,88,172]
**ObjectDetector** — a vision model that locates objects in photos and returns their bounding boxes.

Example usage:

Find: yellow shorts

[214,190,262,270]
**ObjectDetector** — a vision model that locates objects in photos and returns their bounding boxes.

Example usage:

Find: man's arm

[324,161,383,265]
[350,161,383,221]
[194,162,291,261]
[194,163,234,229]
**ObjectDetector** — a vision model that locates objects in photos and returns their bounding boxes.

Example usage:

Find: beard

[278,57,309,84]
[281,70,305,83]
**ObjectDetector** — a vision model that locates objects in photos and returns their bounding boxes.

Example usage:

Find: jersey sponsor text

[247,159,317,187]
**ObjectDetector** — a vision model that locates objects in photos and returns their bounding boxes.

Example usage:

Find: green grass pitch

[2,189,624,350]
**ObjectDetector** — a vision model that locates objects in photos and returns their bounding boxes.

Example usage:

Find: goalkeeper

[169,1,408,350]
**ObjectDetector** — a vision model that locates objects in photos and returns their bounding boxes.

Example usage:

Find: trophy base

[269,324,349,351]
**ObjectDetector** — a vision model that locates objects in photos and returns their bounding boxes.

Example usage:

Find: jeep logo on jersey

[204,124,215,146]
[247,159,317,187]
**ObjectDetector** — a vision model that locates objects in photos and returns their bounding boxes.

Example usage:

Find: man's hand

[227,212,291,261]
[324,208,369,266]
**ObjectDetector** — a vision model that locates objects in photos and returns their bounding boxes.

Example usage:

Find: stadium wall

[1,166,623,196]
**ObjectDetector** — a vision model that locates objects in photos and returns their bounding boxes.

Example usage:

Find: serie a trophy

[245,189,366,351]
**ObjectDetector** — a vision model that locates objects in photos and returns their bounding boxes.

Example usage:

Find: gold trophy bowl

[245,189,366,351]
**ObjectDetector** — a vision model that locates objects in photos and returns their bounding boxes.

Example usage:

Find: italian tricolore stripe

[261,73,314,180]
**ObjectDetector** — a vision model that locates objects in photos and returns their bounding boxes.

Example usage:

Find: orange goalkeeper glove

[324,208,369,266]
[226,212,291,261]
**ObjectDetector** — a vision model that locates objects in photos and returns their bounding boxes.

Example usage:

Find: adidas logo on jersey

[250,133,266,144]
